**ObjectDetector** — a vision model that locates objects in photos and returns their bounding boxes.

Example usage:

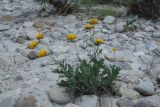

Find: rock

[23,21,34,28]
[48,87,72,104]
[145,41,158,52]
[75,95,99,107]
[106,25,115,30]
[119,85,140,100]
[51,45,69,54]
[117,60,132,70]
[27,51,37,59]
[16,36,26,44]
[25,29,39,40]
[155,25,160,30]
[133,51,145,56]
[157,75,160,83]
[117,97,134,107]
[144,26,155,32]
[26,78,40,86]
[35,93,54,107]
[34,22,49,29]
[134,81,155,96]
[66,104,81,107]
[0,15,15,22]
[134,95,160,107]
[100,96,117,107]
[0,97,15,107]
[105,56,116,62]
[45,20,56,26]
[115,22,126,33]
[16,95,37,107]
[0,24,10,31]
[152,31,160,38]
[15,75,23,81]
[103,16,116,24]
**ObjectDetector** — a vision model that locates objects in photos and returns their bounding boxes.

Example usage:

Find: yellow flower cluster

[67,33,77,41]
[28,40,39,49]
[37,49,48,57]
[28,33,44,49]
[112,48,118,52]
[88,19,99,25]
[27,33,48,58]
[36,33,44,40]
[85,24,95,30]
[95,38,105,45]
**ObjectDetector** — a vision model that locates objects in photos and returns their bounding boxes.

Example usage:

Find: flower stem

[114,51,116,66]
[74,42,81,61]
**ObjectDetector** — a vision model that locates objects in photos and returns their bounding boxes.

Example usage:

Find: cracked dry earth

[0,0,160,107]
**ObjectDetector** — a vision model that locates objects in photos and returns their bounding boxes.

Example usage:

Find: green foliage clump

[130,0,160,19]
[54,53,121,97]
[91,5,125,19]
[124,20,138,32]
[35,0,80,14]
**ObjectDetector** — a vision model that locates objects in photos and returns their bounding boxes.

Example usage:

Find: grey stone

[25,29,39,40]
[27,51,37,59]
[34,93,54,107]
[134,95,160,107]
[144,26,155,32]
[119,84,141,100]
[145,41,158,52]
[157,75,160,83]
[115,22,126,33]
[0,15,15,22]
[23,21,34,28]
[100,96,117,107]
[134,81,155,96]
[152,31,160,38]
[66,104,81,107]
[48,87,72,104]
[117,60,132,70]
[103,16,116,24]
[0,24,10,31]
[117,97,134,107]
[16,95,37,107]
[15,75,23,81]
[155,25,160,30]
[75,95,99,107]
[16,36,26,44]
[0,97,15,107]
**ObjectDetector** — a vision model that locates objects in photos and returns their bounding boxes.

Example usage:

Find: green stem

[74,42,81,61]
[94,46,99,57]
[114,52,116,66]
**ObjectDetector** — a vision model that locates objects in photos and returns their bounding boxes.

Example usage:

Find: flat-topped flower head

[28,40,39,49]
[88,19,99,25]
[36,33,44,40]
[95,38,105,45]
[112,47,118,52]
[67,33,77,41]
[37,49,48,57]
[85,24,95,30]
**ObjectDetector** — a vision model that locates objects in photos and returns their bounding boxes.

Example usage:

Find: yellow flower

[37,50,48,57]
[28,40,39,49]
[85,24,95,30]
[95,38,105,45]
[88,19,99,24]
[36,33,44,40]
[67,33,77,41]
[112,47,118,52]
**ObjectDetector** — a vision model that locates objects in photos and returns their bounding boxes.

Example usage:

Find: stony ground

[0,0,160,107]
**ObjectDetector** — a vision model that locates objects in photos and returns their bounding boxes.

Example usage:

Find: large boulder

[134,95,160,107]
